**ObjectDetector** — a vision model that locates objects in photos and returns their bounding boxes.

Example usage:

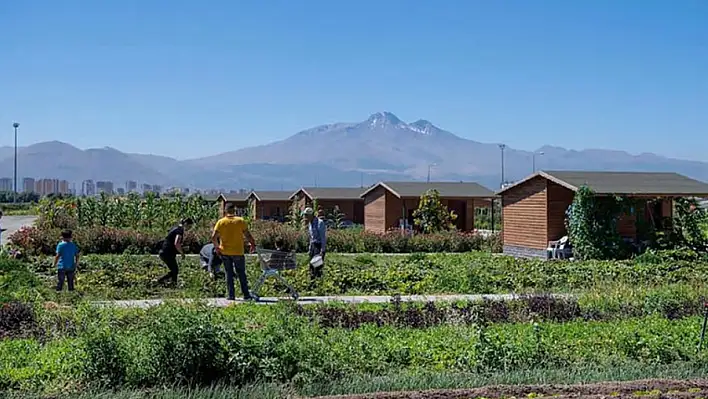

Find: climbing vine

[568,186,708,260]
[567,186,628,260]
[669,197,708,252]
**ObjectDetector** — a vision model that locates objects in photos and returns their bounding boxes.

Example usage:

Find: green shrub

[9,222,498,255]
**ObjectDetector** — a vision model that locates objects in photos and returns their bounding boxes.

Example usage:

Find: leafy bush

[413,189,457,233]
[0,302,36,339]
[10,221,498,255]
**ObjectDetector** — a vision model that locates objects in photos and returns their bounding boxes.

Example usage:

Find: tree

[412,189,457,233]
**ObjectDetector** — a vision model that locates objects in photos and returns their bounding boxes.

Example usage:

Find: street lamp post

[427,163,436,183]
[498,144,506,188]
[12,122,19,203]
[532,151,544,173]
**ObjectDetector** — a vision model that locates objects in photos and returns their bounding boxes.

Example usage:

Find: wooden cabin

[216,193,249,217]
[290,187,365,225]
[497,170,708,259]
[360,181,496,233]
[248,191,293,222]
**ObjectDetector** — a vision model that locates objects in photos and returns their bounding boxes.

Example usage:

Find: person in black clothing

[157,218,194,285]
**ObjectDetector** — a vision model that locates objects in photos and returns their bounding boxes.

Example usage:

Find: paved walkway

[94,293,572,308]
[0,215,37,246]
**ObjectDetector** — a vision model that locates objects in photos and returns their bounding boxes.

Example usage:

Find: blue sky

[1,0,706,160]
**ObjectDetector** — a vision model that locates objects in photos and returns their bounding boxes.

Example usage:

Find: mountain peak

[409,119,439,135]
[367,111,403,128]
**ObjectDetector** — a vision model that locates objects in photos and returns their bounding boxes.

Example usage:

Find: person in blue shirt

[54,229,80,292]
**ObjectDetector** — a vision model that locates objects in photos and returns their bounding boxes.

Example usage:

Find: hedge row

[9,220,501,255]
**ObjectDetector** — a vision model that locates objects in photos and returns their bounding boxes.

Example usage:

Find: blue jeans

[57,269,75,291]
[222,255,250,300]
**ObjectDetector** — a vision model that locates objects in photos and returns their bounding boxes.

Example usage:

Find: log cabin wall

[254,200,291,221]
[501,176,549,258]
[466,199,476,231]
[363,186,387,232]
[385,192,404,231]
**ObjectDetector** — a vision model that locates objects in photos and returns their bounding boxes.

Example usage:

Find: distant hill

[2,111,708,191]
[0,141,175,186]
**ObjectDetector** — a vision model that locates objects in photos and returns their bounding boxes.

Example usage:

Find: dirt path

[310,379,708,399]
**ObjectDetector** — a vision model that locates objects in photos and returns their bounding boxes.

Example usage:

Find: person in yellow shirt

[211,203,257,301]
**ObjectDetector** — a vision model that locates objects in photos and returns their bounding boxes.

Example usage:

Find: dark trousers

[222,255,250,300]
[157,252,179,284]
[309,243,324,280]
[57,269,75,291]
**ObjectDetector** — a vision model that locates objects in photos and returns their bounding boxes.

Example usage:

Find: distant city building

[59,180,70,194]
[0,177,12,192]
[82,180,96,196]
[116,187,126,195]
[202,189,221,196]
[152,185,162,193]
[125,180,137,192]
[142,184,153,193]
[96,181,114,194]
[35,179,58,196]
[23,178,35,193]
[167,186,190,194]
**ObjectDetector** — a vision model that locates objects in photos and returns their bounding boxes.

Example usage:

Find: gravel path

[0,215,37,246]
[94,293,573,308]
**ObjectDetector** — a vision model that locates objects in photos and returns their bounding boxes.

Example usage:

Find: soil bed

[311,379,708,399]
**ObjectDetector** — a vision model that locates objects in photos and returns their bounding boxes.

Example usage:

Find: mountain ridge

[1,111,707,191]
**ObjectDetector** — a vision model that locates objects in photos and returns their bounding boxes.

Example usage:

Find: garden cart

[250,247,299,301]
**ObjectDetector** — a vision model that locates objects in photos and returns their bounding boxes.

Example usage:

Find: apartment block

[23,177,35,193]
[0,177,12,192]
[125,180,137,192]
[82,180,96,196]
[96,181,114,194]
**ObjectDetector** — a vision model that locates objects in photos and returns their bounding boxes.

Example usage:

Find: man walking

[303,207,327,281]
[211,203,257,301]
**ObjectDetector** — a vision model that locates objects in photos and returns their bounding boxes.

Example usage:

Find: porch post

[491,198,495,233]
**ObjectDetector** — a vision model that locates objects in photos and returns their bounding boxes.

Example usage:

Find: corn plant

[39,193,219,231]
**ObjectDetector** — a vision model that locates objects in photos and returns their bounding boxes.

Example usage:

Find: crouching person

[199,242,223,278]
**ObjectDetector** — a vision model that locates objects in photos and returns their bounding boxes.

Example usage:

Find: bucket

[310,255,324,268]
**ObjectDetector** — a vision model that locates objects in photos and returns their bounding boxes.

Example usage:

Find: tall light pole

[498,144,506,188]
[427,163,436,183]
[12,122,19,203]
[532,151,544,173]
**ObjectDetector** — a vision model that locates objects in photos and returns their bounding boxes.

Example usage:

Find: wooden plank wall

[256,200,291,220]
[502,176,548,249]
[386,192,404,230]
[364,186,387,232]
[466,199,475,231]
